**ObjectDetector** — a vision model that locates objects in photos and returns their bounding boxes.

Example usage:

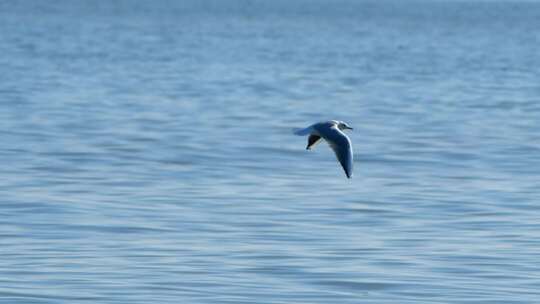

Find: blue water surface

[1,1,540,303]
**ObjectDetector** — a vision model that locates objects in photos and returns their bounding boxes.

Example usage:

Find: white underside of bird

[294,120,354,178]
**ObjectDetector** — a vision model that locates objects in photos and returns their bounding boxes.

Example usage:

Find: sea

[1,1,539,303]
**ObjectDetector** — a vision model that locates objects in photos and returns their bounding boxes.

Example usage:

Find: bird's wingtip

[293,127,311,136]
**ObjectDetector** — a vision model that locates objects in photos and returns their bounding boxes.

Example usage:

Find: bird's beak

[346,126,353,130]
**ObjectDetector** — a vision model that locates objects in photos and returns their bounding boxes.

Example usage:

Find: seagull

[294,120,354,178]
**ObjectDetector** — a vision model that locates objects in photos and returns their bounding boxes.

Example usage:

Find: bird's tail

[293,127,312,136]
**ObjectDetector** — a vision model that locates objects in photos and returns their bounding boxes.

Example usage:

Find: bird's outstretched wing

[317,126,353,178]
[306,134,322,150]
[293,126,313,136]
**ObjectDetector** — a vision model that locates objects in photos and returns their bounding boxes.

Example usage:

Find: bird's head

[337,121,353,131]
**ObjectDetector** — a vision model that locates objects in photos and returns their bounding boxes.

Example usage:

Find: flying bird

[294,120,354,178]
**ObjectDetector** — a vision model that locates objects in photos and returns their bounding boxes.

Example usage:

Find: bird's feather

[306,134,322,150]
[293,126,313,136]
[315,125,353,178]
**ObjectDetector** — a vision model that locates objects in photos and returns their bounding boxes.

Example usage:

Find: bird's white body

[294,120,354,178]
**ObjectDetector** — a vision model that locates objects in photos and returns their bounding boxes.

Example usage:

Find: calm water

[1,1,540,303]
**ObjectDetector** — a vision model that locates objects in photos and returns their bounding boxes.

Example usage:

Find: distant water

[1,1,540,303]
